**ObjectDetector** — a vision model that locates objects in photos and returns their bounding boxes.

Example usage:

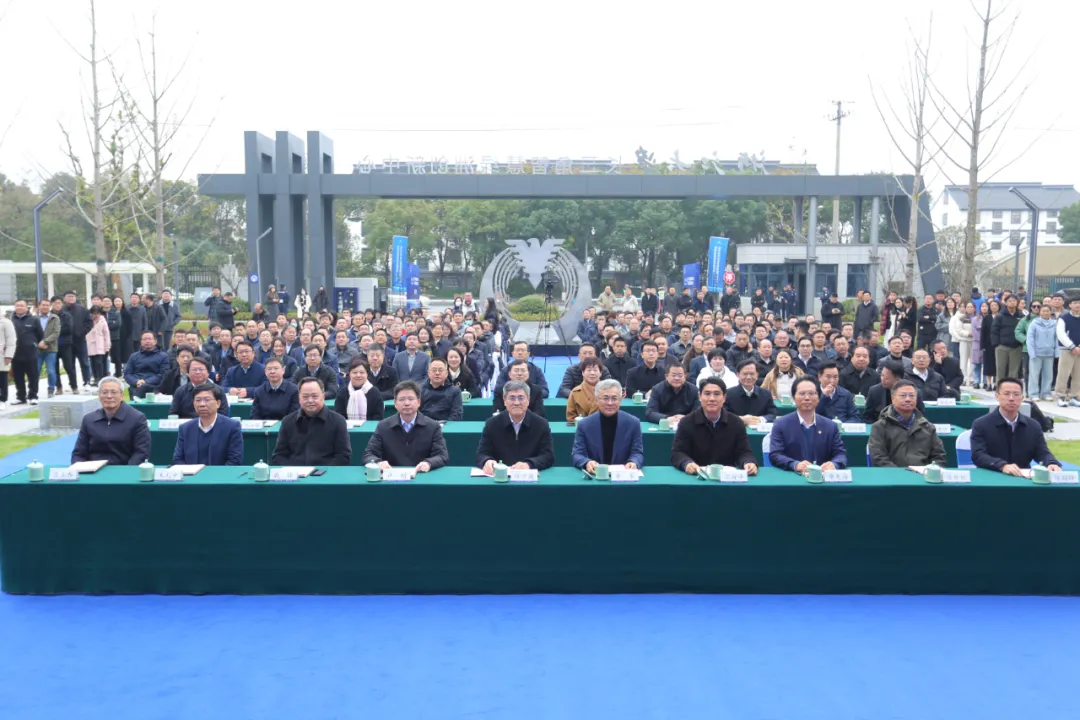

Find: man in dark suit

[864,359,924,423]
[769,376,848,474]
[604,336,634,387]
[793,336,822,378]
[250,357,300,421]
[493,341,550,399]
[906,348,952,401]
[839,346,879,397]
[645,363,700,424]
[571,379,644,472]
[172,384,244,466]
[723,360,777,426]
[271,377,352,466]
[476,380,555,474]
[391,332,431,383]
[222,341,266,399]
[816,362,862,422]
[557,344,612,397]
[366,346,399,400]
[362,380,450,472]
[493,360,545,415]
[169,357,230,419]
[931,340,965,397]
[625,340,664,398]
[71,377,151,465]
[971,378,1061,475]
[671,376,758,475]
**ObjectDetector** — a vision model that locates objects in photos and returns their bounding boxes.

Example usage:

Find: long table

[2,465,1076,595]
[146,420,962,468]
[131,396,994,427]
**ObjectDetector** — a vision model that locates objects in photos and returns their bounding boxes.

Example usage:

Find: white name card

[841,423,867,434]
[1050,471,1080,485]
[382,468,415,482]
[934,424,952,435]
[48,468,78,481]
[508,469,539,483]
[823,469,853,483]
[720,467,749,483]
[941,470,971,484]
[609,468,640,483]
[269,468,299,481]
[158,419,192,429]
[153,468,184,482]
[936,398,956,406]
[755,423,773,433]
[241,420,266,431]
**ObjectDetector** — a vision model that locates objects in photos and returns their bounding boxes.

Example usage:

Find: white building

[935,183,1079,260]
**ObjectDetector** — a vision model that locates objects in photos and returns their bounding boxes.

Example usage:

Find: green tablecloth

[148,420,960,468]
[2,465,1077,595]
[133,396,992,426]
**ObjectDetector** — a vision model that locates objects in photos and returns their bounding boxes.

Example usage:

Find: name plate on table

[48,468,79,482]
[936,398,956,406]
[942,470,971,484]
[755,423,773,433]
[382,468,415,482]
[241,420,266,431]
[158,419,192,430]
[934,424,952,435]
[153,468,184,482]
[1050,471,1080,485]
[269,469,299,482]
[720,467,749,483]
[841,423,867,434]
[508,469,539,483]
[609,468,641,482]
[822,470,853,483]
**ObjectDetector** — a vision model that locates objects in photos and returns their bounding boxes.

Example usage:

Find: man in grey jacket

[158,290,182,350]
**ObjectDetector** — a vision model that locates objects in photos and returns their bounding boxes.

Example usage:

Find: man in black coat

[64,290,93,389]
[362,380,450,471]
[864,359,924,422]
[476,380,554,473]
[644,364,700,424]
[71,378,152,465]
[557,344,611,398]
[906,348,953,401]
[271,377,352,466]
[723,360,777,425]
[916,294,938,350]
[9,300,44,404]
[971,378,1060,474]
[128,292,147,356]
[931,340,965,397]
[494,361,545,415]
[672,376,757,475]
[604,337,634,387]
[839,346,880,397]
[853,290,879,338]
[215,292,239,331]
[625,341,664,397]
[366,346,399,400]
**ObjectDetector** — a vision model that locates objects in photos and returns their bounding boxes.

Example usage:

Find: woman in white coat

[0,314,16,407]
[949,301,975,383]
[293,288,312,318]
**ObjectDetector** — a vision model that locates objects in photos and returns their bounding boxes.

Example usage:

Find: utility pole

[827,100,853,244]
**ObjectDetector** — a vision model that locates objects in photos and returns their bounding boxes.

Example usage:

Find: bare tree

[871,16,943,295]
[929,0,1031,295]
[58,0,136,296]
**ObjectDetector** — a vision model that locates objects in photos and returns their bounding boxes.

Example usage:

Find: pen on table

[236,471,248,479]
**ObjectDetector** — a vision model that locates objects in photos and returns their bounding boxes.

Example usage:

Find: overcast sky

[1,0,1076,193]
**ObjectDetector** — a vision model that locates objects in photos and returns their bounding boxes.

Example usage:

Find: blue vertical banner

[406,263,421,309]
[706,236,730,292]
[682,263,701,292]
[391,235,409,292]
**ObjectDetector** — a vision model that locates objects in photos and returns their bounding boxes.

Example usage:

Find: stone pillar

[870,197,881,303]
[805,197,818,315]
[306,131,336,295]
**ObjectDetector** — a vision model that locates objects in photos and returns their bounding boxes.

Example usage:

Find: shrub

[508,294,548,315]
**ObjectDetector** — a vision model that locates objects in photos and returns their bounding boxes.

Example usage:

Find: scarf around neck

[347,381,373,420]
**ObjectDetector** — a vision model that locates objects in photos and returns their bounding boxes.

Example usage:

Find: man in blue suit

[769,376,847,474]
[392,332,431,382]
[172,384,244,466]
[816,362,861,422]
[571,379,644,472]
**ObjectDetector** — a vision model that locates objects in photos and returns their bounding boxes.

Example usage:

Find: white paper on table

[68,460,107,474]
[941,470,971,483]
[755,423,773,433]
[158,419,193,430]
[153,468,184,482]
[936,398,956,406]
[822,469,853,483]
[1019,469,1035,479]
[346,420,366,429]
[169,465,205,476]
[934,424,952,435]
[842,423,867,434]
[1050,471,1080,484]
[240,420,266,431]
[48,468,79,481]
[508,469,539,483]
[383,467,416,482]
[469,468,490,477]
[719,467,749,483]
[269,468,298,481]
[908,465,927,475]
[609,468,643,482]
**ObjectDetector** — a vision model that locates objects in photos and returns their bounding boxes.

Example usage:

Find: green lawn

[1048,441,1080,467]
[0,434,51,457]
[15,410,40,420]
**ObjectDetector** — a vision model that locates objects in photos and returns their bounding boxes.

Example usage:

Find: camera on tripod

[542,272,556,302]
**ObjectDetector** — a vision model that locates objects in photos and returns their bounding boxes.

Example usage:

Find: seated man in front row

[362,380,450,473]
[271,377,351,466]
[769,377,847,474]
[476,380,554,475]
[571,379,644,473]
[644,363,699,424]
[971,378,1061,475]
[868,379,946,467]
[671,377,758,476]
[72,376,152,465]
[173,384,244,466]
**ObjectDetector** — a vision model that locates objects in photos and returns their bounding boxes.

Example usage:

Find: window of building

[1009,230,1022,245]
[815,264,838,296]
[991,241,1002,251]
[992,210,1003,219]
[992,222,1003,234]
[1048,210,1059,219]
[942,213,948,226]
[846,264,869,298]
[740,264,793,296]
[1046,221,1058,235]
[1010,210,1023,224]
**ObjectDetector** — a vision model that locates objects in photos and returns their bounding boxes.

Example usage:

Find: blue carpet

[0,593,1077,719]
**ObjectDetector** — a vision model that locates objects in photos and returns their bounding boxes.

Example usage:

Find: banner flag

[406,263,421,309]
[682,263,701,292]
[392,235,409,292]
[706,236,730,292]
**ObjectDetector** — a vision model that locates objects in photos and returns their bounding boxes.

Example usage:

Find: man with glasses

[970,378,1060,475]
[271,377,351,466]
[71,376,152,465]
[363,380,449,472]
[571,379,644,473]
[476,380,554,474]
[769,377,847,474]
[172,384,244,466]
[671,377,757,476]
[644,363,699,425]
[868,379,946,467]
